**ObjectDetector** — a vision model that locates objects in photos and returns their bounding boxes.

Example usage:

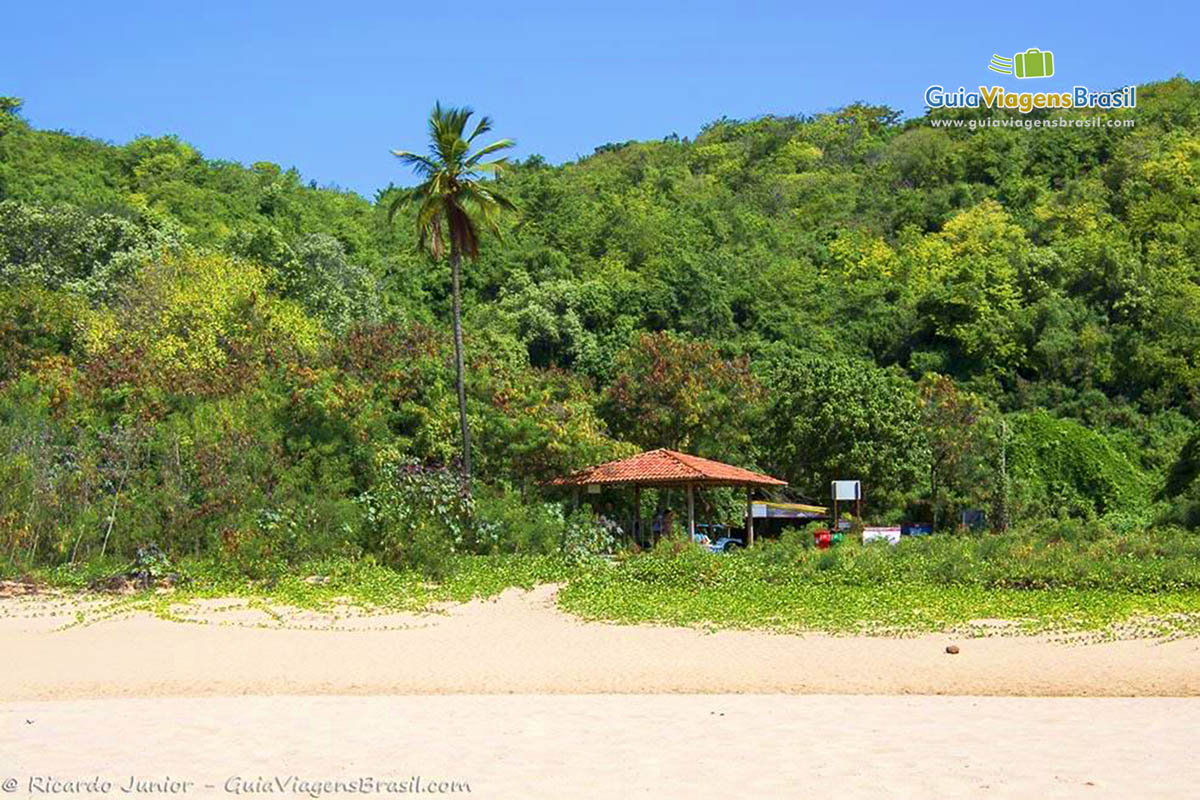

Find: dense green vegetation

[3,79,1200,598]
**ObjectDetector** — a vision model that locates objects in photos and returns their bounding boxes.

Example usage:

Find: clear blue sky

[5,1,1195,197]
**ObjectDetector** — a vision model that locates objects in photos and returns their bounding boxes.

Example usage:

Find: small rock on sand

[946,645,960,655]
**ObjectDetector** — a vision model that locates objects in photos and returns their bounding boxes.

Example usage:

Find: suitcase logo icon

[988,49,1055,79]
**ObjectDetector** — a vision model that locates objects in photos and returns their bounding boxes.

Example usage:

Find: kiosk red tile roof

[549,448,786,487]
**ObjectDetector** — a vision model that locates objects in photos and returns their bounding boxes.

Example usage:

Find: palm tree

[389,103,516,487]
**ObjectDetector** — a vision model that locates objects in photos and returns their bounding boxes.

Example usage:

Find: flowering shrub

[359,451,473,576]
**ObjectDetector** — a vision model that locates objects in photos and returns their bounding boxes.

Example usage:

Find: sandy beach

[4,586,1200,798]
[3,585,1199,699]
[4,695,1200,799]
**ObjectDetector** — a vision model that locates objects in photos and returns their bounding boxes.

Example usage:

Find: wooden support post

[745,486,754,548]
[633,485,642,546]
[686,483,695,542]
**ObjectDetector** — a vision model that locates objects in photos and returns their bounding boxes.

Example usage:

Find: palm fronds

[390,103,517,260]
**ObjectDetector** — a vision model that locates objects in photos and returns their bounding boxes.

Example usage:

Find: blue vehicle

[693,523,744,553]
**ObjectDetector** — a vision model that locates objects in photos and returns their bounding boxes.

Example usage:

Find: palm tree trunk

[449,249,472,488]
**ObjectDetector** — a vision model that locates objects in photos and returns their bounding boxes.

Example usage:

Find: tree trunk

[449,249,473,489]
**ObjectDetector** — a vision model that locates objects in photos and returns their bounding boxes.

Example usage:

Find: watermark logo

[989,49,1055,79]
[925,48,1134,114]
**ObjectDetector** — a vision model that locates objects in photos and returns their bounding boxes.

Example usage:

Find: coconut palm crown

[389,103,517,257]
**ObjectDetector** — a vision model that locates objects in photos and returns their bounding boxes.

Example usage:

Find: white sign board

[831,480,861,501]
[863,526,901,545]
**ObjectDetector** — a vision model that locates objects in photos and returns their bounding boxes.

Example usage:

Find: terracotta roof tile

[549,449,786,487]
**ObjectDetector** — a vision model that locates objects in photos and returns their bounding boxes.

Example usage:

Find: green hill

[2,78,1199,567]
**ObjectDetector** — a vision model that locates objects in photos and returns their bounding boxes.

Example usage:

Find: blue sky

[5,1,1196,196]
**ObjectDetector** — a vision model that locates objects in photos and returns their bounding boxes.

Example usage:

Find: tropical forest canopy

[3,78,1200,571]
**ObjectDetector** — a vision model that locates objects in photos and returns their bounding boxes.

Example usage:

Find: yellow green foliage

[827,231,898,279]
[81,249,324,385]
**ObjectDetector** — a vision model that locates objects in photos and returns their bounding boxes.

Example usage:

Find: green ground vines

[6,554,572,625]
[10,519,1200,638]
[558,525,1200,636]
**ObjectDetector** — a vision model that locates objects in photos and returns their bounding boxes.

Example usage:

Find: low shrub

[472,490,566,555]
[561,509,619,564]
[358,453,472,576]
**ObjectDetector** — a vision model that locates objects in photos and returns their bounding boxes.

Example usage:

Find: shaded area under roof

[548,448,787,488]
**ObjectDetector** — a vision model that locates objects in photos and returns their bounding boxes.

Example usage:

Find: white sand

[4,695,1199,799]
[4,586,1200,797]
[3,585,1199,699]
